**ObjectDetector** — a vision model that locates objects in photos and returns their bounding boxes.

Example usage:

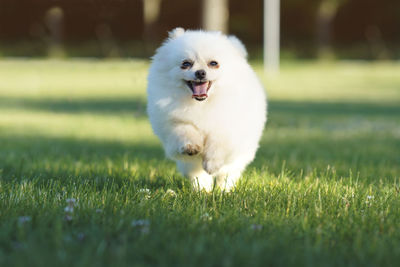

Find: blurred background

[0,0,399,60]
[0,0,399,182]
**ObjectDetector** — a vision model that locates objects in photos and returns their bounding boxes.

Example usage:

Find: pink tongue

[192,82,208,97]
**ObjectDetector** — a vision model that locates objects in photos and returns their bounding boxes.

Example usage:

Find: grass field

[1,59,400,267]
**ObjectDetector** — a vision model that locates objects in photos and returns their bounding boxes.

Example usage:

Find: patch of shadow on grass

[269,101,400,117]
[252,134,400,182]
[0,97,147,117]
[0,134,184,190]
[2,97,400,118]
[249,99,400,180]
[1,98,399,184]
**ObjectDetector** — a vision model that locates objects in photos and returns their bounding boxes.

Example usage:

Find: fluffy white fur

[147,28,267,191]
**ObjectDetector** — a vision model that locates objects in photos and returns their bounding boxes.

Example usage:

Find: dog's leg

[201,136,229,176]
[164,123,204,159]
[213,158,247,192]
[177,160,214,192]
[215,170,241,192]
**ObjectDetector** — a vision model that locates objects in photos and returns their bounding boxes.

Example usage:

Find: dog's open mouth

[185,80,212,101]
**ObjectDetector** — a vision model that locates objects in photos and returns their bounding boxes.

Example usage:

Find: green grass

[1,58,400,267]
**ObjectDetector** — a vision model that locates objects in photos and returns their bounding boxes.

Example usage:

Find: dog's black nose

[195,69,206,79]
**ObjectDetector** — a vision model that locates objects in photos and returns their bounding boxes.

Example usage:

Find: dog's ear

[168,27,185,39]
[228,35,248,58]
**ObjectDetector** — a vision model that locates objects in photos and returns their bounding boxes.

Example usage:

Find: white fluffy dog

[147,28,267,191]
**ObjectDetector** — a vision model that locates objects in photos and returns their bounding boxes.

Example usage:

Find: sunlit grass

[260,61,400,102]
[0,59,399,266]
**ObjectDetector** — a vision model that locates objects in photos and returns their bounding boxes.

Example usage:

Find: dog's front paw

[180,144,202,156]
[191,177,214,192]
[202,159,223,175]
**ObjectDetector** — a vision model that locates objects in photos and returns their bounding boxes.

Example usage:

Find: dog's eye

[181,61,192,69]
[208,61,219,68]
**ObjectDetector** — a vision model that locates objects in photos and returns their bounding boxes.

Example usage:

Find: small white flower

[138,189,150,193]
[131,219,150,234]
[66,198,76,205]
[200,212,212,221]
[365,195,374,206]
[131,219,150,227]
[138,188,151,199]
[165,189,177,197]
[18,216,31,225]
[64,206,74,213]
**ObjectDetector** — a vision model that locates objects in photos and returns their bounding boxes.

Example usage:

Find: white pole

[264,0,280,73]
[202,0,229,33]
[143,0,162,26]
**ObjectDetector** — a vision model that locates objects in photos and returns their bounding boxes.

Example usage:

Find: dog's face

[179,52,221,101]
[152,28,247,102]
